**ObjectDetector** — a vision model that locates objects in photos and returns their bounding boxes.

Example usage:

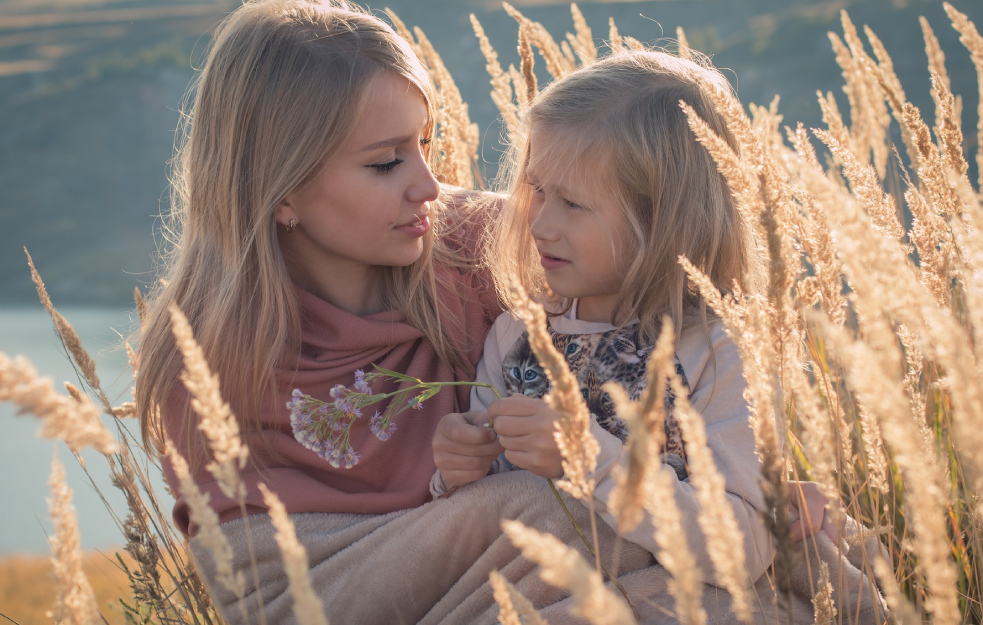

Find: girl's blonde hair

[489,50,755,345]
[137,0,469,461]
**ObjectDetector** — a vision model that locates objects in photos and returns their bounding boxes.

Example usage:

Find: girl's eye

[528,183,544,195]
[563,198,583,209]
[420,138,432,146]
[368,158,403,174]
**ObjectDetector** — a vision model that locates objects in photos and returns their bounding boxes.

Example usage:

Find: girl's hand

[432,411,503,488]
[787,480,844,543]
[488,395,564,479]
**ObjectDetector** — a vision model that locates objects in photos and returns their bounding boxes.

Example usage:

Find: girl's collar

[547,298,638,335]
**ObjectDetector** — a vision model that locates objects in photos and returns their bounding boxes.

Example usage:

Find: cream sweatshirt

[461,303,773,585]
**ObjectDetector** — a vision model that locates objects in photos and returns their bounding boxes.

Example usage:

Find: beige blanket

[191,471,888,625]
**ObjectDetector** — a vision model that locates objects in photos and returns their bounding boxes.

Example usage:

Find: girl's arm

[588,319,774,585]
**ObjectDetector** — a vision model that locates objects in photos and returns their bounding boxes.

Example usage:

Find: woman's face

[277,72,440,280]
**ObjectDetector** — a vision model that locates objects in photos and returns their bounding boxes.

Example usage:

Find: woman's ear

[275,197,297,227]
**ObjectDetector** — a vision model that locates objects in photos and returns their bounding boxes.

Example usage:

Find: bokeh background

[1,0,981,555]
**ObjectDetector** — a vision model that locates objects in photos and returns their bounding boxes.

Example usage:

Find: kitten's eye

[511,367,522,381]
[524,369,539,381]
[581,388,589,400]
[566,343,577,355]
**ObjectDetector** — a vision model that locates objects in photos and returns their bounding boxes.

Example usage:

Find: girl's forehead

[527,125,613,198]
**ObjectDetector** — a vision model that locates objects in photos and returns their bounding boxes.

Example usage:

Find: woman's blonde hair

[488,50,755,345]
[137,0,469,461]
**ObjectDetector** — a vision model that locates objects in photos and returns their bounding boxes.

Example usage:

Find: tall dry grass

[4,3,983,624]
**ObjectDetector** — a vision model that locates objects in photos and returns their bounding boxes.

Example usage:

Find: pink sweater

[161,192,502,535]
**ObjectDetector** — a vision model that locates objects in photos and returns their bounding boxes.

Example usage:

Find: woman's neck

[287,255,388,316]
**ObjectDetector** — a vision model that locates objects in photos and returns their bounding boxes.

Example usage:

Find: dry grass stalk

[901,101,962,221]
[471,14,519,132]
[518,22,539,104]
[872,558,921,625]
[678,259,792,595]
[0,352,117,455]
[853,397,891,494]
[811,561,836,625]
[863,24,920,167]
[668,373,751,623]
[608,18,622,51]
[167,442,247,613]
[501,520,634,625]
[509,285,599,503]
[169,304,248,500]
[257,484,330,625]
[569,4,597,64]
[813,309,959,625]
[812,128,907,244]
[413,25,480,188]
[816,90,855,163]
[785,362,841,496]
[605,321,675,534]
[943,2,983,192]
[609,377,707,625]
[932,71,971,181]
[920,16,958,135]
[134,287,148,326]
[676,26,692,60]
[47,453,101,625]
[489,570,548,625]
[109,447,166,614]
[679,101,764,248]
[787,186,847,325]
[905,186,953,307]
[503,3,572,80]
[836,13,891,177]
[25,249,110,409]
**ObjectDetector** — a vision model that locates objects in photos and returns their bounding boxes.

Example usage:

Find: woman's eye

[528,183,544,195]
[368,158,403,174]
[420,137,432,146]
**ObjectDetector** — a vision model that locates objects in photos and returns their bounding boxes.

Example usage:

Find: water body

[0,307,170,555]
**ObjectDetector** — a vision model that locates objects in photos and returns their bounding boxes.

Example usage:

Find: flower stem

[546,479,639,620]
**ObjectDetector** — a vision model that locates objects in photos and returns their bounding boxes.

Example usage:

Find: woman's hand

[432,411,503,488]
[787,480,844,543]
[488,395,564,479]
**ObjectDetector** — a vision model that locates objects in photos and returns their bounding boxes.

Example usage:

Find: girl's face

[525,126,631,323]
[276,72,440,279]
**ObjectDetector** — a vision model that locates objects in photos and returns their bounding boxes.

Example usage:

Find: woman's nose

[407,156,441,204]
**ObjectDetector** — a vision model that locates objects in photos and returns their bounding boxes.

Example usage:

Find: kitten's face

[503,336,549,397]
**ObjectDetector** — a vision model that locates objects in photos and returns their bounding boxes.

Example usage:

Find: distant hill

[1,0,980,305]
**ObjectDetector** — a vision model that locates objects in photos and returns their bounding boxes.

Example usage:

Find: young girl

[433,50,802,586]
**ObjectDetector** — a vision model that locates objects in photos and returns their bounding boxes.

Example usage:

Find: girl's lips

[540,253,570,271]
[394,214,430,238]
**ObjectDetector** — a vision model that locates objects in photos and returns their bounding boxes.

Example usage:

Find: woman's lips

[540,252,570,271]
[394,214,430,238]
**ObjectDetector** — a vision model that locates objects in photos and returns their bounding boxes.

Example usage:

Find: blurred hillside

[0,0,980,305]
